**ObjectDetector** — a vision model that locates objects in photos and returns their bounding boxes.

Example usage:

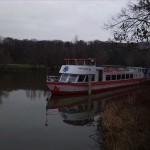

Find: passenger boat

[46,58,150,95]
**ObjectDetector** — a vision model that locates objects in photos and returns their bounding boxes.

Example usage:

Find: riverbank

[100,86,150,150]
[0,64,61,73]
[0,64,46,71]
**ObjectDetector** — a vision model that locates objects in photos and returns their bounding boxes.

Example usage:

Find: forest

[0,37,150,67]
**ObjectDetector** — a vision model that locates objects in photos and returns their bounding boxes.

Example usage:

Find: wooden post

[46,67,49,81]
[88,75,92,95]
[88,94,91,120]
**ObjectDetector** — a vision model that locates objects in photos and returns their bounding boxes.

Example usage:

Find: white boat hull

[47,78,146,95]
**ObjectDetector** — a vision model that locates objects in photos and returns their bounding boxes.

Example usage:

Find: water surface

[1,71,148,150]
[0,72,100,150]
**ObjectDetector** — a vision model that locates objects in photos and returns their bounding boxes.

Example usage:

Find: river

[0,71,100,150]
[1,71,149,150]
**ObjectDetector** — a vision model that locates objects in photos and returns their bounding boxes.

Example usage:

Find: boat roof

[97,65,126,68]
[64,58,148,69]
[64,58,95,61]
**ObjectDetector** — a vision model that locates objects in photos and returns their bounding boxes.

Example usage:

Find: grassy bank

[101,87,150,150]
[0,64,46,69]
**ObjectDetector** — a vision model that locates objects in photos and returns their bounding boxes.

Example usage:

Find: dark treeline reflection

[0,37,150,67]
[0,71,48,101]
[26,90,48,100]
[0,71,46,91]
[0,91,9,104]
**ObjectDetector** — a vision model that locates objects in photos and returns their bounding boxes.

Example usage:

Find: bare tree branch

[106,0,150,43]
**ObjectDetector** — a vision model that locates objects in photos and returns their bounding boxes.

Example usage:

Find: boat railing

[47,76,60,82]
[64,58,96,66]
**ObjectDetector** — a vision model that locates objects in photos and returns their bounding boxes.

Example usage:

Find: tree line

[0,37,149,67]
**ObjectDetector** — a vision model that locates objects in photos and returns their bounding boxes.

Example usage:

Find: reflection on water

[0,71,149,150]
[0,71,48,102]
[0,91,9,104]
[46,84,150,145]
[0,71,47,91]
[26,90,48,100]
[0,71,100,150]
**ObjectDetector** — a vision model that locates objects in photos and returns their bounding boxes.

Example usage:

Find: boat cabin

[47,58,149,83]
[58,58,97,83]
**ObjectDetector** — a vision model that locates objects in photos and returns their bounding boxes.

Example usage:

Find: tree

[106,0,150,43]
[0,48,12,64]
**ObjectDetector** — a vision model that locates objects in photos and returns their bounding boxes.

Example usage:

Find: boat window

[84,75,95,82]
[138,69,142,72]
[112,75,116,80]
[85,76,88,82]
[78,75,85,82]
[60,74,69,82]
[68,75,78,83]
[126,74,129,79]
[130,74,133,78]
[92,75,95,81]
[122,74,125,79]
[99,70,103,81]
[117,75,121,80]
[106,75,111,81]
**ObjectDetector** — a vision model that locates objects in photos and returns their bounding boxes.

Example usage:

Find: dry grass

[101,87,150,150]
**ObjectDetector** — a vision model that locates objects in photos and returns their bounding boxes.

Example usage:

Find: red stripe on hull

[47,78,148,95]
[47,78,146,87]
[49,83,141,95]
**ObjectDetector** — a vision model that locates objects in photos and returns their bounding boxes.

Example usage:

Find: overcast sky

[0,0,132,41]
